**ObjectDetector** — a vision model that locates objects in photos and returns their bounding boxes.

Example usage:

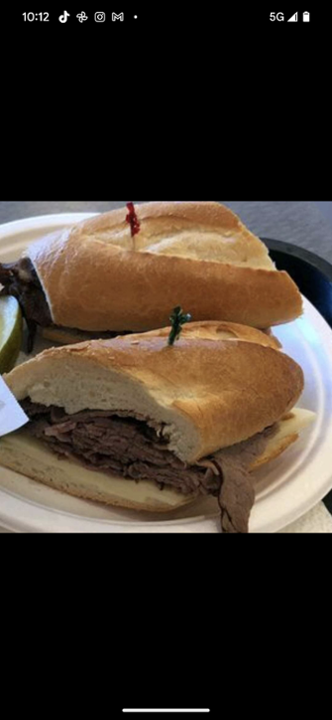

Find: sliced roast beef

[0,258,52,351]
[0,258,52,327]
[21,398,276,532]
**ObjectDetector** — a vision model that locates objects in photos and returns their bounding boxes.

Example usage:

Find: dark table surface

[1,201,332,264]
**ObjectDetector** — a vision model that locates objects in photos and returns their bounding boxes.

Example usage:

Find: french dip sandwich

[0,202,302,349]
[0,322,314,532]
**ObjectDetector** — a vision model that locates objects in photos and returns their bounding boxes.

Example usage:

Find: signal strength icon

[287,12,298,21]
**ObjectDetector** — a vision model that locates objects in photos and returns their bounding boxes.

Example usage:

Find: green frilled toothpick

[167,306,192,346]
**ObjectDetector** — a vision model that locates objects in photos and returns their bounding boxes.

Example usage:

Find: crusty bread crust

[4,325,304,463]
[26,202,302,331]
[124,320,282,350]
[40,320,282,350]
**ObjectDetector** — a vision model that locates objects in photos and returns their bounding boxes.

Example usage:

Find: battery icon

[303,12,310,22]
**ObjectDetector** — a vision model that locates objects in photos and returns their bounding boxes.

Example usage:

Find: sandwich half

[0,322,314,532]
[0,202,302,349]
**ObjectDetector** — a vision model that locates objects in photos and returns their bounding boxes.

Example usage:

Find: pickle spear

[0,296,23,374]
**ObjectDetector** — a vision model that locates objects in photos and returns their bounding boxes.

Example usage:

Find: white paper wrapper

[0,376,28,436]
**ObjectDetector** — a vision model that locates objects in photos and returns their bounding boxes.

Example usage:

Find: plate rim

[0,212,98,237]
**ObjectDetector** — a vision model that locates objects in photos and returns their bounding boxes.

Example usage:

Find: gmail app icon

[112,12,124,21]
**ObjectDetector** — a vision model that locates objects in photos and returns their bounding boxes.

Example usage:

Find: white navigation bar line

[122,711,211,714]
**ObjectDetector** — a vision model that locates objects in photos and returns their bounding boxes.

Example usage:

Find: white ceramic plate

[0,213,332,533]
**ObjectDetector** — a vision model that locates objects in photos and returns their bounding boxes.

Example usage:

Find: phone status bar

[8,8,332,28]
[20,11,139,24]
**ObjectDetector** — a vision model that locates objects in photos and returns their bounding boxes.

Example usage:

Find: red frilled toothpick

[126,202,140,250]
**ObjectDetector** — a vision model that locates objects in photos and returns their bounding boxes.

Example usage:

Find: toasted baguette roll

[26,202,302,331]
[124,320,283,350]
[4,324,303,464]
[41,320,282,350]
